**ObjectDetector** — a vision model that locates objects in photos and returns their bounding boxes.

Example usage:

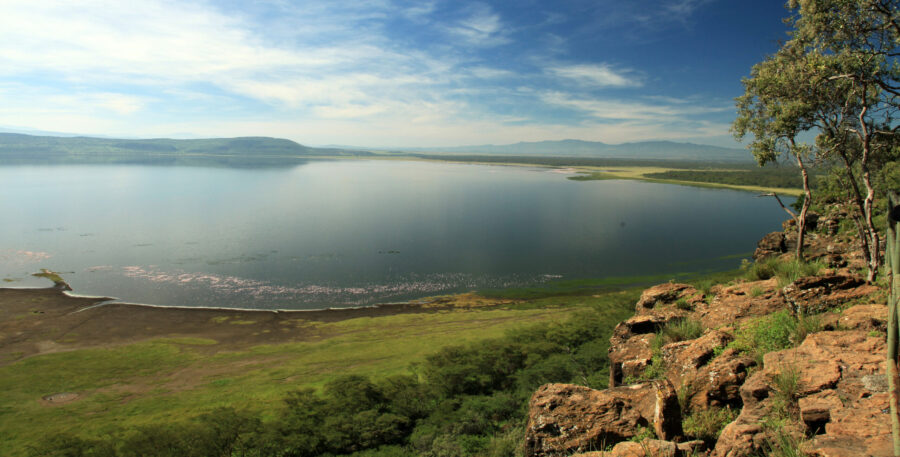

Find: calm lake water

[0,160,789,309]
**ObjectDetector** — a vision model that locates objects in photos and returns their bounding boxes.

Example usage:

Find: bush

[657,318,704,346]
[682,407,738,443]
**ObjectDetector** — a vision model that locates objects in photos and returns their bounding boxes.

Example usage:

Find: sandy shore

[0,287,514,366]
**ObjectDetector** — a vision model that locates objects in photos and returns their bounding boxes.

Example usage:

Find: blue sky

[0,0,791,148]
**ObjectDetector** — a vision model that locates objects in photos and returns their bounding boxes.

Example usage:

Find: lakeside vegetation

[4,286,646,456]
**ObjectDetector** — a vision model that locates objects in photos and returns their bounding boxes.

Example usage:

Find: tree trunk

[796,152,812,262]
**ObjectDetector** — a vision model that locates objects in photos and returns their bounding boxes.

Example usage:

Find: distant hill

[402,139,751,163]
[0,133,369,166]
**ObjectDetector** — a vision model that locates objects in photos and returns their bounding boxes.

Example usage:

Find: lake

[0,160,788,310]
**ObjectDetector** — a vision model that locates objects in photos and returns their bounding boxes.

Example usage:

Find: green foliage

[674,297,693,311]
[760,430,805,457]
[771,365,801,411]
[742,257,824,286]
[658,318,704,346]
[773,259,825,288]
[729,311,801,364]
[30,296,637,457]
[682,407,738,443]
[629,426,657,443]
[643,169,817,190]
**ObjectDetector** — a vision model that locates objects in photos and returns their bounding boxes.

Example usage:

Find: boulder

[693,279,788,329]
[609,309,686,386]
[713,331,891,457]
[688,347,756,411]
[781,273,876,314]
[754,232,786,260]
[524,381,682,457]
[660,330,731,390]
[821,304,887,332]
[634,283,698,313]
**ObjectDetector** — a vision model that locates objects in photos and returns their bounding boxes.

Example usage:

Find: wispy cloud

[540,91,729,121]
[0,0,742,147]
[446,3,510,46]
[549,64,641,88]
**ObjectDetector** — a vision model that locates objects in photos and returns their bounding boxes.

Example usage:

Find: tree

[734,43,819,262]
[737,0,900,281]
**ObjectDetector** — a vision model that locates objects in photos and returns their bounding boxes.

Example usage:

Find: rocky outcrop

[781,273,878,314]
[822,304,887,332]
[713,330,891,457]
[524,381,682,457]
[754,231,788,260]
[634,283,699,313]
[692,279,788,329]
[608,308,687,386]
[525,210,891,457]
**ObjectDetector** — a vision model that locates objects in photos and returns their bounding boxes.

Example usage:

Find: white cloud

[446,3,510,46]
[549,64,641,88]
[540,91,729,121]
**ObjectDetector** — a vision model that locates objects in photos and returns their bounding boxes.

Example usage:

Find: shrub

[774,259,824,288]
[729,311,799,365]
[675,297,693,311]
[743,257,778,281]
[682,406,738,443]
[658,318,704,346]
[771,364,801,418]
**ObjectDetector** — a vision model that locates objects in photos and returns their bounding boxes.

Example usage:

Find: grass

[760,430,805,457]
[0,289,640,456]
[742,257,825,287]
[633,318,705,382]
[566,167,804,196]
[657,318,704,346]
[728,311,822,366]
[682,406,738,443]
[770,363,802,423]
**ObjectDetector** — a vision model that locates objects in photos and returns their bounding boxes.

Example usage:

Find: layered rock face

[524,381,680,456]
[524,217,891,457]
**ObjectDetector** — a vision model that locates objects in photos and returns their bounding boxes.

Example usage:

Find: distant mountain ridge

[401,139,751,162]
[0,133,367,165]
[0,133,752,165]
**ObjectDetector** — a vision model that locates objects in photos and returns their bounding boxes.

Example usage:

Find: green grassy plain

[0,289,640,455]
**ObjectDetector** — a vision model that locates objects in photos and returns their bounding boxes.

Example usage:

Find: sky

[0,0,793,148]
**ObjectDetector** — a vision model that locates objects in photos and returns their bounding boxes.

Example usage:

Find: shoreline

[0,285,521,366]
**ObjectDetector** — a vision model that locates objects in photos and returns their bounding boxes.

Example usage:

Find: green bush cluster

[742,257,823,287]
[31,303,634,457]
[682,407,738,444]
[728,311,822,365]
[643,169,820,189]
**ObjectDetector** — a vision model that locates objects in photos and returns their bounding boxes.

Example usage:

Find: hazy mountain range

[391,139,750,162]
[0,133,752,165]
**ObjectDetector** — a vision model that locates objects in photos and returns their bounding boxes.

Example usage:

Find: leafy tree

[736,0,900,281]
[734,43,820,261]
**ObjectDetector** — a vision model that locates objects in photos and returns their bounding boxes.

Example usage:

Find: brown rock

[713,331,891,457]
[689,348,757,410]
[609,310,686,386]
[607,440,677,457]
[781,273,876,314]
[799,390,842,431]
[821,304,887,332]
[693,279,787,329]
[524,381,682,457]
[635,283,697,313]
[754,232,786,260]
[569,439,684,457]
